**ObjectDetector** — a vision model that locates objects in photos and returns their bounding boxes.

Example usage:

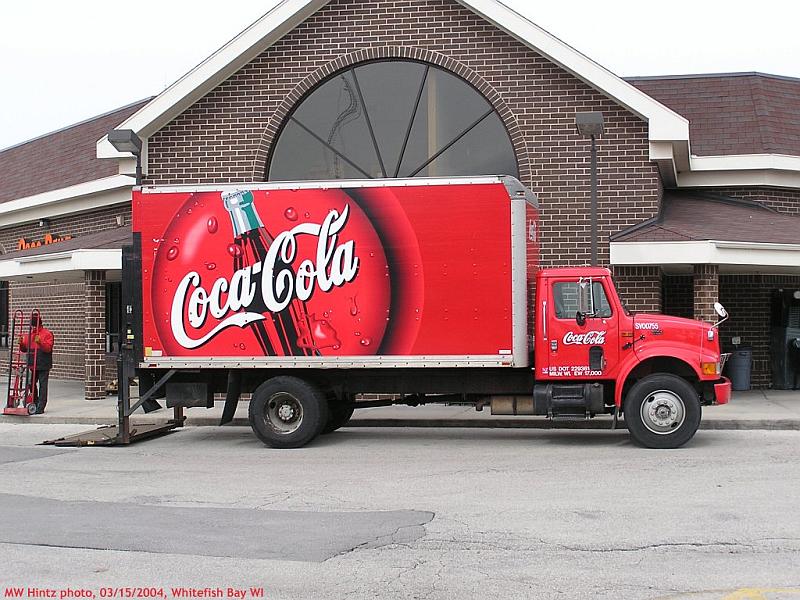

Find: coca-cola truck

[124,176,730,450]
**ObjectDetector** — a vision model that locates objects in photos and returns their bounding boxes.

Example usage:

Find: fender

[613,344,704,408]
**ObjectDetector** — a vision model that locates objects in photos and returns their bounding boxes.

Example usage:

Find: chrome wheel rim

[640,390,685,435]
[265,393,304,435]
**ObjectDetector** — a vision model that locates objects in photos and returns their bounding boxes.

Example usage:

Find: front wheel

[623,373,701,449]
[248,376,329,449]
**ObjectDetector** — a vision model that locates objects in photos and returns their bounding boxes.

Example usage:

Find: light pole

[575,112,604,267]
[108,129,143,186]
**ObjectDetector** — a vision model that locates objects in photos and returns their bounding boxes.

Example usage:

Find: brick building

[1,0,800,395]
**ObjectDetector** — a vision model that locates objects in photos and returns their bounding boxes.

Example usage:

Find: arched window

[268,60,518,180]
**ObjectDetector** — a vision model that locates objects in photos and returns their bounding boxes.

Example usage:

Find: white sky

[2,0,799,150]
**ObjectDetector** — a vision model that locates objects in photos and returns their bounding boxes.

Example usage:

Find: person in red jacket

[19,314,54,414]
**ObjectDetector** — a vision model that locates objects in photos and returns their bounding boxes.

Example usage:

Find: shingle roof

[0,99,150,204]
[611,192,800,245]
[0,225,131,260]
[627,72,800,157]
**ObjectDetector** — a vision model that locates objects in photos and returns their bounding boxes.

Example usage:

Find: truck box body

[133,176,539,370]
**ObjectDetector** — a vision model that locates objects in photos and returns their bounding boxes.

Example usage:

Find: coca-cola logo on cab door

[563,331,606,345]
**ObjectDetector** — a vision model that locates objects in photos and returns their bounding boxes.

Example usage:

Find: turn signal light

[701,362,720,376]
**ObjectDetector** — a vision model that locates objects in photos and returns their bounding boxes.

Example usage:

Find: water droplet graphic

[187,208,192,214]
[354,331,361,337]
[349,296,359,316]
[166,246,179,261]
[284,207,298,221]
[303,211,311,218]
[227,243,242,257]
[360,337,371,347]
[205,262,216,270]
[239,343,246,350]
[207,217,218,233]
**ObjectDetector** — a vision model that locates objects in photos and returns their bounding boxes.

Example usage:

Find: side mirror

[576,311,587,326]
[577,278,595,319]
[712,302,729,328]
[714,302,727,319]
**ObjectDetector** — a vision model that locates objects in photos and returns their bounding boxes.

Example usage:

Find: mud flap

[220,371,242,425]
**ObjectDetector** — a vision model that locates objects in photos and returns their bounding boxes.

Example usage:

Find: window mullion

[394,65,429,178]
[407,107,494,178]
[351,68,387,178]
[290,117,374,179]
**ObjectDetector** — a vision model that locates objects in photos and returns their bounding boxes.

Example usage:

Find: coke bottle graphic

[222,190,317,356]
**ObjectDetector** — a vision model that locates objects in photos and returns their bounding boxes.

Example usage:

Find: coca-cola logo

[170,206,359,349]
[563,331,606,345]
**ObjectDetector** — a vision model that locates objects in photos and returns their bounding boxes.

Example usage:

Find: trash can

[727,347,752,391]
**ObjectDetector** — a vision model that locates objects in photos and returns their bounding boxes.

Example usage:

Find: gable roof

[96,0,689,161]
[628,72,800,157]
[1,99,149,204]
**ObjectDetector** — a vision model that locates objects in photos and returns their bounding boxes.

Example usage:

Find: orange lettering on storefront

[17,233,73,251]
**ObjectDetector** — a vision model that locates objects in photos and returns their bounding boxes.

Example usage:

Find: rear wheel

[623,373,701,449]
[248,377,328,448]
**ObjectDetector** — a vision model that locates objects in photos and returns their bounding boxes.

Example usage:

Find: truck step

[549,411,590,421]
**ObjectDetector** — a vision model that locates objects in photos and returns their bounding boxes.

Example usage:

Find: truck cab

[531,267,731,447]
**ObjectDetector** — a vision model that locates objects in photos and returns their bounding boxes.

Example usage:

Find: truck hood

[632,313,720,362]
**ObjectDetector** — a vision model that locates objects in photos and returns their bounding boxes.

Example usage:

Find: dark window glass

[268,60,518,181]
[105,282,122,353]
[553,282,612,319]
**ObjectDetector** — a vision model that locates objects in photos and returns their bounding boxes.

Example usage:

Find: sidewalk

[2,379,800,430]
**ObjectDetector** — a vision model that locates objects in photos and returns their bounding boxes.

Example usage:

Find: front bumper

[712,377,732,405]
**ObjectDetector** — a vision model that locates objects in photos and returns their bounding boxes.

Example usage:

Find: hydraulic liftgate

[43,239,184,447]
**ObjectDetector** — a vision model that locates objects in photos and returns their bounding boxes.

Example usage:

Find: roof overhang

[0,249,122,282]
[96,0,691,176]
[677,154,800,188]
[0,175,133,228]
[611,239,800,274]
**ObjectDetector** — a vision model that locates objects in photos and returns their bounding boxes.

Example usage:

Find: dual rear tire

[248,376,354,448]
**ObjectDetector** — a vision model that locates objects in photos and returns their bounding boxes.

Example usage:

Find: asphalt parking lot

[1,423,799,599]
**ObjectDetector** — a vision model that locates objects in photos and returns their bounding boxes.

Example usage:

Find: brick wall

[693,264,719,323]
[612,266,661,313]
[145,0,662,274]
[84,270,106,400]
[0,204,131,255]
[0,204,130,383]
[6,282,86,379]
[662,274,693,319]
[702,186,800,216]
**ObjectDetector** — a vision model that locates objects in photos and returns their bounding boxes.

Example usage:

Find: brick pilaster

[84,270,106,400]
[693,264,719,323]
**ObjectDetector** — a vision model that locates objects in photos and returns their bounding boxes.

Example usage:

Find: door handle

[550,340,558,352]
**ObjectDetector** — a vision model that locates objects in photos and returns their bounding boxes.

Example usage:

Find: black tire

[248,376,329,449]
[623,373,702,449]
[26,403,37,415]
[322,402,355,434]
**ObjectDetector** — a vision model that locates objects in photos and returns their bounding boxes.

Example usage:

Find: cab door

[543,276,618,379]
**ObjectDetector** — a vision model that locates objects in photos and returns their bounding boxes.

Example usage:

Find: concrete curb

[3,415,800,431]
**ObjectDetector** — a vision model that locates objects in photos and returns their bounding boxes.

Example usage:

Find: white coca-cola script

[170,205,359,349]
[563,331,606,345]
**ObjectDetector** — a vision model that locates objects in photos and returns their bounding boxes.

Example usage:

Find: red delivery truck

[124,176,730,449]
